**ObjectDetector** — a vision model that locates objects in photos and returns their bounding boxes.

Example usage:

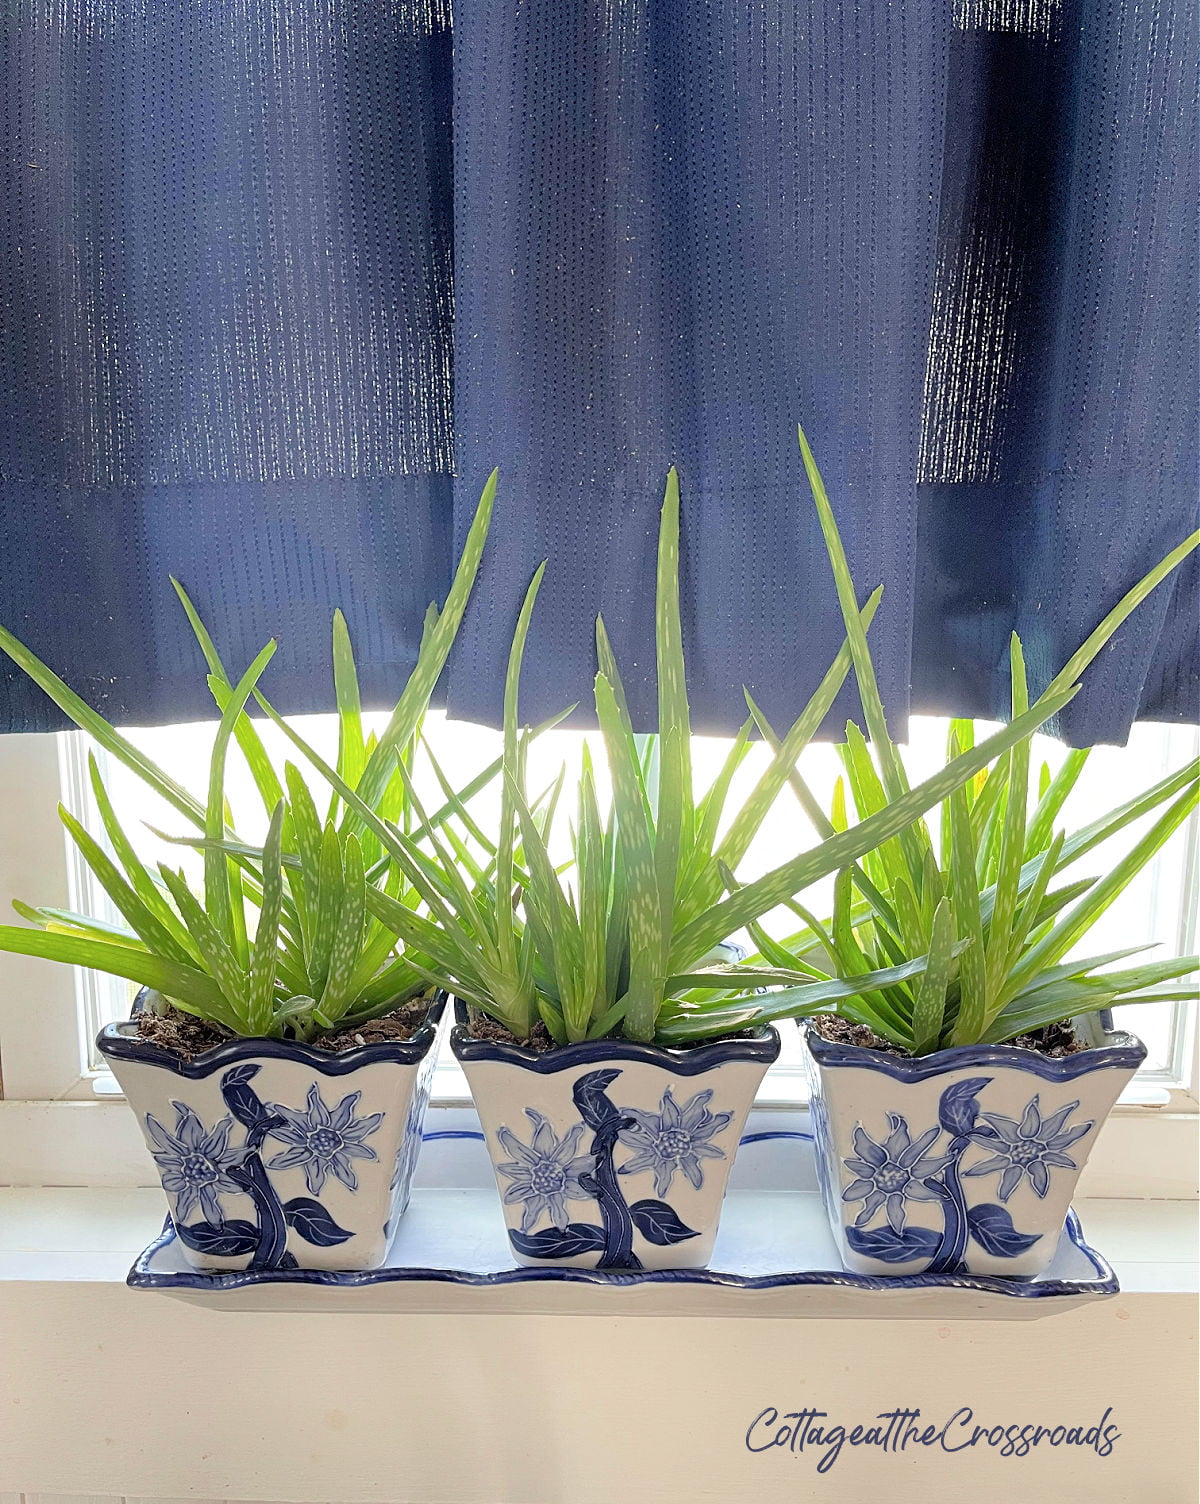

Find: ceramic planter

[802,1017,1146,1279]
[451,1001,780,1270]
[99,993,444,1273]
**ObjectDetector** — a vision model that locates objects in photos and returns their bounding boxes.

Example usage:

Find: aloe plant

[743,431,1200,1054]
[0,479,499,1041]
[262,464,1087,1046]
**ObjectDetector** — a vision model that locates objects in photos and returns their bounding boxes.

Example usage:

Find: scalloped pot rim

[800,1021,1147,1080]
[97,992,445,1078]
[448,997,782,1072]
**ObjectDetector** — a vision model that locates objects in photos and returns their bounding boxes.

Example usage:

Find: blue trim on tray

[801,1021,1147,1080]
[97,995,445,1077]
[449,998,782,1071]
[126,1207,1116,1298]
[420,1129,815,1146]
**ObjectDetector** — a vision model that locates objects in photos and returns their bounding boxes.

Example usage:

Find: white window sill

[0,1185,1195,1295]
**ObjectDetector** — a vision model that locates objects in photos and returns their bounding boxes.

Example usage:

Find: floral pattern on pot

[840,1079,1094,1272]
[100,995,444,1273]
[266,1085,384,1195]
[147,1066,367,1268]
[493,1068,732,1267]
[802,1020,1144,1279]
[618,1088,733,1197]
[455,1003,779,1271]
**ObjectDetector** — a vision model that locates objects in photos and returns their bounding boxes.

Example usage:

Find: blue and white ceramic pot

[98,992,444,1273]
[452,1001,780,1270]
[801,1017,1146,1279]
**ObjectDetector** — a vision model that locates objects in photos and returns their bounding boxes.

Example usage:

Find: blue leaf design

[509,1222,607,1260]
[282,1196,355,1247]
[845,1223,942,1264]
[629,1199,700,1246]
[220,1065,272,1131]
[966,1203,1043,1258]
[572,1069,623,1129]
[221,1063,261,1087]
[938,1076,992,1137]
[175,1218,260,1256]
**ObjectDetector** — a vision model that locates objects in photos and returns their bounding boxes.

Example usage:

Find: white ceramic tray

[127,1113,1117,1318]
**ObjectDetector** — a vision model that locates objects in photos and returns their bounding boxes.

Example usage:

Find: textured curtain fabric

[2,0,1196,742]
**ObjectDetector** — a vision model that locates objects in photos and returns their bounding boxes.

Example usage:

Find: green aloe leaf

[674,682,1078,960]
[0,924,236,1021]
[248,801,285,1035]
[204,641,278,951]
[173,578,285,814]
[355,472,497,809]
[911,898,954,1054]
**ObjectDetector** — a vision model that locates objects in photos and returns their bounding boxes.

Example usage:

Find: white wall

[1,1283,1196,1504]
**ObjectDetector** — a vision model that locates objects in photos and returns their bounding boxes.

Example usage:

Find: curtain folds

[2,0,1196,742]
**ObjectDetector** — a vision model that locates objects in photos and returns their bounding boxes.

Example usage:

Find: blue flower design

[841,1114,954,1232]
[494,1109,595,1232]
[617,1087,733,1197]
[265,1084,384,1195]
[964,1095,1093,1201]
[145,1102,246,1225]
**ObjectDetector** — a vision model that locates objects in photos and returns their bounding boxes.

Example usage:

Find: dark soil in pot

[808,1013,1089,1059]
[135,996,436,1060]
[459,1003,766,1053]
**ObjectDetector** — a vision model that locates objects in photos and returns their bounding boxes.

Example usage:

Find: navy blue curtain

[2,1,1196,743]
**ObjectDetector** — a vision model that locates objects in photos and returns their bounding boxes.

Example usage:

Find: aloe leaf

[798,426,909,794]
[248,801,285,1034]
[911,898,954,1054]
[171,577,283,815]
[1004,780,1200,998]
[1026,748,1089,855]
[204,641,278,952]
[1040,528,1200,705]
[1055,759,1200,869]
[306,825,344,997]
[315,833,366,1029]
[157,866,250,1022]
[946,762,988,1045]
[0,924,239,1020]
[982,984,1118,1043]
[331,609,366,795]
[985,634,1030,1004]
[355,472,496,809]
[174,571,286,807]
[0,623,204,826]
[744,692,903,937]
[720,588,882,869]
[655,470,693,889]
[12,900,138,943]
[57,806,197,969]
[1002,831,1066,975]
[656,954,935,1042]
[1013,945,1155,996]
[85,755,199,964]
[694,720,754,856]
[595,672,663,1041]
[674,681,1078,960]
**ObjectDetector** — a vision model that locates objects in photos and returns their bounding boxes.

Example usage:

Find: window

[0,716,1195,1108]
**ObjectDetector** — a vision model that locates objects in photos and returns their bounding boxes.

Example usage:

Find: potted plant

[750,433,1200,1279]
[270,467,1084,1272]
[0,481,499,1273]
